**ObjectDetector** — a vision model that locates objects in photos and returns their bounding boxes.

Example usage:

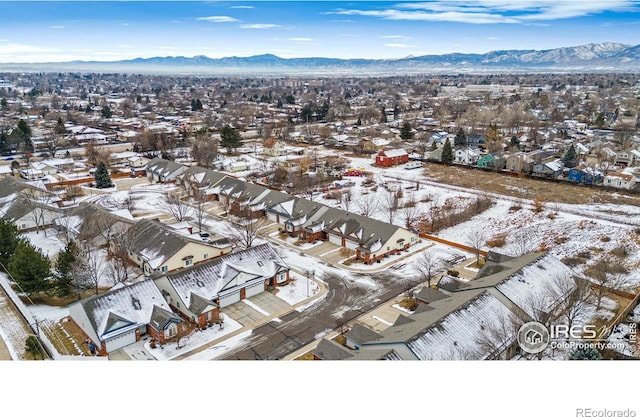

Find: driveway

[222,292,291,327]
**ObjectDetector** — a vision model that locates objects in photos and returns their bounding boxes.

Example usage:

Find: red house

[375,149,409,167]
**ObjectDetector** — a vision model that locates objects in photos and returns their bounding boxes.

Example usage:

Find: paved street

[218,270,415,360]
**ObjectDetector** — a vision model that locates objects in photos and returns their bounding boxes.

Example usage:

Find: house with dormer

[68,279,185,355]
[145,157,188,183]
[153,244,290,327]
[124,219,232,276]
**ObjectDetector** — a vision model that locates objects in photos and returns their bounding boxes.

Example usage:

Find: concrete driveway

[222,292,291,327]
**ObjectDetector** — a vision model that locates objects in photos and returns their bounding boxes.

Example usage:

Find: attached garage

[218,291,241,307]
[345,239,360,250]
[328,233,343,246]
[245,280,265,298]
[104,330,137,352]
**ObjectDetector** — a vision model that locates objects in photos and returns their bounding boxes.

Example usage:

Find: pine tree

[94,161,113,189]
[0,219,20,270]
[430,140,438,151]
[53,240,77,297]
[25,335,44,360]
[563,144,578,168]
[442,138,454,165]
[454,128,467,148]
[220,125,243,152]
[8,240,51,296]
[569,346,601,360]
[400,121,414,140]
[379,106,387,123]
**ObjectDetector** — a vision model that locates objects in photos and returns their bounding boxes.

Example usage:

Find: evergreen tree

[379,106,387,123]
[8,240,51,296]
[94,161,113,189]
[400,121,414,140]
[563,144,578,168]
[25,335,44,360]
[220,125,243,152]
[454,128,467,148]
[101,106,112,118]
[430,140,438,151]
[54,117,67,135]
[0,219,20,270]
[442,138,454,165]
[569,346,601,360]
[53,240,77,297]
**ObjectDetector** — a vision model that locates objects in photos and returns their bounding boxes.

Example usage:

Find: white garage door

[219,291,241,307]
[267,212,279,223]
[328,234,342,246]
[345,239,359,250]
[105,330,136,352]
[245,281,265,298]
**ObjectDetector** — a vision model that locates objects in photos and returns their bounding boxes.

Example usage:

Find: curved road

[219,270,413,360]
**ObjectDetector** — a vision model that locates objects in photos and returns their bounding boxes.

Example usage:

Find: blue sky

[1,1,640,62]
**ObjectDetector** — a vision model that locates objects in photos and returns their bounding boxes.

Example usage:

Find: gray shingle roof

[155,243,288,309]
[313,338,354,360]
[345,323,383,345]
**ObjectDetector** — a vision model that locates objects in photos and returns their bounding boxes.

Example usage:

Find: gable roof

[155,243,288,309]
[73,279,173,341]
[125,219,212,270]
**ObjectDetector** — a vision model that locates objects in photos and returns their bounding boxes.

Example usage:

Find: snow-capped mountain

[2,42,640,74]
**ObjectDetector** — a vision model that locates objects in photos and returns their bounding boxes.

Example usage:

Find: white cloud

[331,0,637,24]
[197,16,239,23]
[49,25,65,30]
[385,43,415,48]
[289,37,313,42]
[239,24,281,29]
[381,35,413,40]
[230,5,254,9]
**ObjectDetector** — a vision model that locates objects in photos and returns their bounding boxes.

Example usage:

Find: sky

[1,0,640,63]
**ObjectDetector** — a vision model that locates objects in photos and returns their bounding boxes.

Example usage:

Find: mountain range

[2,42,640,75]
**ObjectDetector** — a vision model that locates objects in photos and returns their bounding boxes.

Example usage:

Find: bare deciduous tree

[225,207,268,249]
[161,192,192,222]
[414,251,444,288]
[355,193,380,217]
[466,229,486,265]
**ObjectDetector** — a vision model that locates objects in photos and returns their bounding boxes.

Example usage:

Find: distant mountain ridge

[3,42,640,75]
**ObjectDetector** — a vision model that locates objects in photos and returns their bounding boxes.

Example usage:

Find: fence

[419,233,488,257]
[0,272,59,360]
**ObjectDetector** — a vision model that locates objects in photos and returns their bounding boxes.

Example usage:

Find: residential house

[68,279,185,355]
[454,148,481,166]
[0,194,63,232]
[568,166,603,185]
[315,251,579,360]
[153,243,289,326]
[18,167,45,181]
[145,157,188,183]
[262,137,287,157]
[467,134,486,148]
[476,153,506,170]
[505,152,534,174]
[615,151,635,168]
[124,219,232,276]
[603,171,637,190]
[53,202,135,247]
[375,148,409,167]
[532,159,564,178]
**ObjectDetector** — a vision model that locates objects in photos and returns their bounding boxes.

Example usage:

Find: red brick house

[375,149,409,167]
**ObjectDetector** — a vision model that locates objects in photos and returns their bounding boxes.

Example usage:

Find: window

[257,261,264,267]
[276,271,287,283]
[203,253,208,259]
[185,259,193,266]
[165,323,177,338]
[161,266,168,273]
